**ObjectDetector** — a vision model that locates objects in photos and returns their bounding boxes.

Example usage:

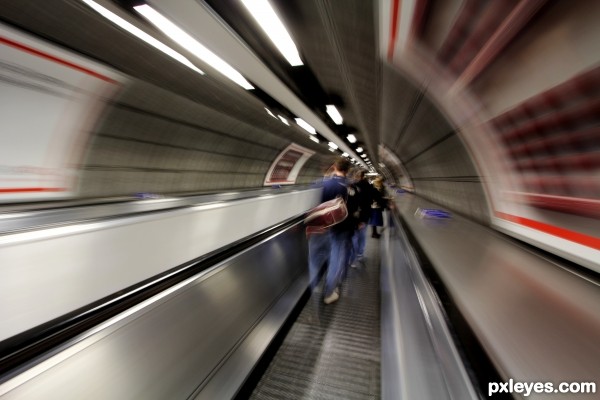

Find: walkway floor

[250,234,382,399]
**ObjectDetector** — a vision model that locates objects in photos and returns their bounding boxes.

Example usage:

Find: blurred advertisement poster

[0,23,123,202]
[264,143,315,185]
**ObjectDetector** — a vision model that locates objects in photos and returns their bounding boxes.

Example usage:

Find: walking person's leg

[356,224,367,260]
[308,232,330,291]
[324,230,351,304]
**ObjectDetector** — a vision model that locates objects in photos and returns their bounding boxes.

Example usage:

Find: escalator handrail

[0,185,314,235]
[0,213,305,380]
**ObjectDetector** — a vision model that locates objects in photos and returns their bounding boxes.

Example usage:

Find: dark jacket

[321,175,358,232]
[321,175,346,203]
[355,178,374,224]
[369,185,388,227]
[371,185,388,210]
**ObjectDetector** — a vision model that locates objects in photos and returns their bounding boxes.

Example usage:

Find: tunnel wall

[79,77,337,197]
[380,64,490,223]
[0,1,334,202]
[381,0,600,269]
[81,79,284,197]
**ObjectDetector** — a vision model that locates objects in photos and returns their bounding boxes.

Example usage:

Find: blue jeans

[308,232,330,291]
[350,224,367,264]
[324,229,353,297]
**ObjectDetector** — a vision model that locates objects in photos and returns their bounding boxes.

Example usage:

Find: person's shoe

[356,256,365,268]
[350,261,358,268]
[372,233,381,239]
[324,288,340,304]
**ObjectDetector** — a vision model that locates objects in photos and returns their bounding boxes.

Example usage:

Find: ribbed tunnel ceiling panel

[113,81,321,153]
[379,59,489,222]
[111,82,288,154]
[285,0,380,157]
[323,0,380,150]
[380,65,423,152]
[396,95,455,161]
[80,81,292,196]
[407,135,480,179]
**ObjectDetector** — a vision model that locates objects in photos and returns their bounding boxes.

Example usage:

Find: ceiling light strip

[265,107,277,118]
[134,4,254,90]
[326,105,343,125]
[241,0,303,66]
[80,0,203,75]
[295,118,316,134]
[147,0,364,166]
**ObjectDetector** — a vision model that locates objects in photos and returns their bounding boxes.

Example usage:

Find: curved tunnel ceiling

[1,0,421,196]
[0,0,369,200]
[0,0,598,267]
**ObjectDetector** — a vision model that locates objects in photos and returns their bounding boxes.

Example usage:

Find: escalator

[247,234,382,400]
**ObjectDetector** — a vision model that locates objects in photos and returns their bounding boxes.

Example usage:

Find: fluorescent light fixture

[347,134,357,143]
[277,115,289,125]
[241,0,303,66]
[361,154,367,158]
[356,147,363,153]
[265,107,277,118]
[295,118,316,134]
[342,152,349,157]
[309,135,319,143]
[329,148,335,152]
[328,142,339,150]
[80,0,203,75]
[326,105,343,125]
[134,4,254,90]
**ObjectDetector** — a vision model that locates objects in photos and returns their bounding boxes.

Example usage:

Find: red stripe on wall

[0,36,117,84]
[0,187,66,193]
[495,211,600,250]
[387,0,401,61]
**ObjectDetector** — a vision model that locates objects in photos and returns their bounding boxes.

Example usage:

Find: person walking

[306,165,334,292]
[369,177,388,238]
[317,157,357,304]
[350,169,372,267]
